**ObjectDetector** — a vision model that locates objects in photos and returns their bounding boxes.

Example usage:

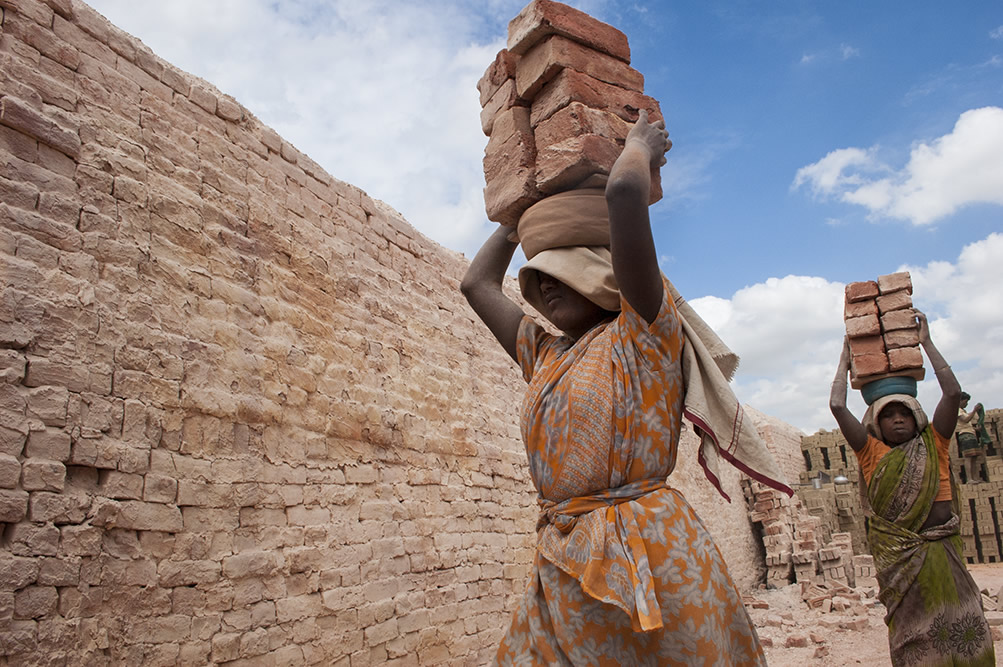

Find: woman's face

[878,402,918,445]
[537,273,611,340]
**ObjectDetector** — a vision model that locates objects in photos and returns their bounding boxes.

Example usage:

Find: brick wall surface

[0,1,778,664]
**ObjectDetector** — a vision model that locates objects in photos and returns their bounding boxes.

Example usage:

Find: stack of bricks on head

[478,0,663,226]
[844,271,926,390]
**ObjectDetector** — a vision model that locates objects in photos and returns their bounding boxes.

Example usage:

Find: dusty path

[746,564,1003,665]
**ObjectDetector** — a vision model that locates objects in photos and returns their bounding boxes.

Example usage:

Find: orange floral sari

[496,279,765,666]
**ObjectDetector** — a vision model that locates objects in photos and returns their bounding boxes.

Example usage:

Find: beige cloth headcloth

[862,394,929,441]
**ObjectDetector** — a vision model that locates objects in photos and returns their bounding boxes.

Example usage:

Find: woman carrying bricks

[829,313,994,666]
[462,110,789,665]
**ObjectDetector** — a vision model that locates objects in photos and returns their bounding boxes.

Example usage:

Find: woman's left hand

[625,109,671,168]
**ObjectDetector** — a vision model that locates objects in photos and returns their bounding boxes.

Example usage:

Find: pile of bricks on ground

[477,0,663,226]
[844,271,925,389]
[745,480,797,585]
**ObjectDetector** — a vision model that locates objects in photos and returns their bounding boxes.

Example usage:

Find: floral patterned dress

[496,279,765,666]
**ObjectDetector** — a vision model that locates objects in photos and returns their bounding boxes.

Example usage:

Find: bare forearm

[461,226,517,293]
[831,338,866,450]
[460,225,524,361]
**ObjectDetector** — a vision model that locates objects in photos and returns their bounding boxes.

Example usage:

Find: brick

[888,346,924,371]
[115,500,183,532]
[24,429,72,461]
[876,289,912,314]
[884,327,920,349]
[479,78,526,136]
[845,281,879,303]
[477,49,519,107]
[507,0,631,62]
[877,271,912,294]
[534,101,631,149]
[847,335,884,357]
[0,489,29,523]
[29,491,90,524]
[0,96,80,158]
[530,67,659,128]
[535,133,622,194]
[0,454,21,489]
[14,586,58,619]
[21,459,66,492]
[515,35,643,100]
[844,313,880,338]
[843,298,877,319]
[881,308,917,332]
[851,352,889,378]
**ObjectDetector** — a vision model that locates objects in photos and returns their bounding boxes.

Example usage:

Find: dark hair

[961,391,971,401]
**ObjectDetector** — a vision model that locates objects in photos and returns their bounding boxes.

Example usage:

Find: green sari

[867,426,994,666]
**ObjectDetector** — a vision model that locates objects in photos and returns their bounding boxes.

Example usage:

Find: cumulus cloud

[793,107,1003,225]
[991,25,1003,40]
[87,0,525,256]
[689,233,1003,433]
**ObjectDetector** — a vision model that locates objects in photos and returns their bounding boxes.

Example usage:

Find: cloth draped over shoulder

[858,395,994,666]
[516,182,793,502]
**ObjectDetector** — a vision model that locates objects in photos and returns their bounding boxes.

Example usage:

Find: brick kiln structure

[0,1,787,664]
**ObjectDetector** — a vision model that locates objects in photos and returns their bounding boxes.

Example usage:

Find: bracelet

[934,365,951,373]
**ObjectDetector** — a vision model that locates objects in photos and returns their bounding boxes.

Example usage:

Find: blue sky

[85,0,1003,432]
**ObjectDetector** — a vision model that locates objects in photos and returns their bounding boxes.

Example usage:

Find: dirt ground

[745,564,1003,665]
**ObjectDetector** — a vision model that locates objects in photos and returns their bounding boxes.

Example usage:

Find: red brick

[877,271,912,294]
[479,79,527,137]
[477,49,520,107]
[515,35,644,100]
[851,352,888,378]
[483,159,539,226]
[888,346,924,371]
[843,298,877,319]
[876,289,912,314]
[535,133,622,194]
[847,335,884,357]
[534,101,630,149]
[485,107,535,162]
[881,309,917,332]
[507,0,631,62]
[531,68,660,127]
[845,281,878,303]
[845,313,880,338]
[884,328,920,349]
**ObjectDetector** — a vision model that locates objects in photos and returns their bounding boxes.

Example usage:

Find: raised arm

[830,337,868,451]
[460,225,526,361]
[605,110,669,323]
[915,310,962,439]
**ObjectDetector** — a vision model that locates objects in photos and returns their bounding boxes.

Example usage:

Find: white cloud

[87,0,522,256]
[991,25,1003,40]
[840,44,860,60]
[793,107,1003,225]
[688,233,1003,433]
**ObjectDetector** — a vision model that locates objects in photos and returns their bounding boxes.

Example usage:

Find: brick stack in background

[844,271,925,389]
[477,0,663,226]
[745,481,796,585]
[852,555,878,589]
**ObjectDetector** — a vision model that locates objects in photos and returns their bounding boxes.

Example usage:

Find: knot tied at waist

[536,477,667,533]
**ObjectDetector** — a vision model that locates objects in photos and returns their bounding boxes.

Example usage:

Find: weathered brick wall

[0,1,779,663]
